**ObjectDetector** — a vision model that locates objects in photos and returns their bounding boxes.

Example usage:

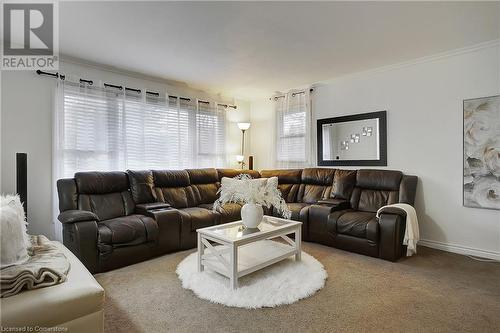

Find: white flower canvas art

[463,95,500,210]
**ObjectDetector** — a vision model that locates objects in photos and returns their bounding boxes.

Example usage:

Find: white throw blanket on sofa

[376,203,419,256]
[0,235,70,298]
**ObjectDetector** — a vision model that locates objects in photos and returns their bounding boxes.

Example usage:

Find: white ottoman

[1,242,105,333]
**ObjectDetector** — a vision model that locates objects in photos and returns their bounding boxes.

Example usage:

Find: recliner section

[58,172,159,272]
[57,167,418,273]
[265,168,417,260]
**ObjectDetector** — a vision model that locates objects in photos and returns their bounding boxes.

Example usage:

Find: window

[54,81,227,179]
[275,91,312,168]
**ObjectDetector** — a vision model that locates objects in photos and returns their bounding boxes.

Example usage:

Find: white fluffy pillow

[215,175,291,218]
[219,176,278,199]
[1,194,30,268]
[266,176,278,189]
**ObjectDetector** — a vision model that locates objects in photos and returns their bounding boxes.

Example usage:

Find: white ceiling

[60,1,500,100]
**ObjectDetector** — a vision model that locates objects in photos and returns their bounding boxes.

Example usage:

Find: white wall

[0,61,250,239]
[250,43,500,259]
[249,99,275,170]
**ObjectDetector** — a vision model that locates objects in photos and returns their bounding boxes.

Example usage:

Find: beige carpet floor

[94,242,500,333]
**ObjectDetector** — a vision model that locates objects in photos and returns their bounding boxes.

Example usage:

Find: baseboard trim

[418,239,500,261]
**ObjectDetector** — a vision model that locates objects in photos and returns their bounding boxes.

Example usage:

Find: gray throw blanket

[1,235,71,298]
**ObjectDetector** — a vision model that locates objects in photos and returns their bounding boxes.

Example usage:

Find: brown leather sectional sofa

[57,167,417,273]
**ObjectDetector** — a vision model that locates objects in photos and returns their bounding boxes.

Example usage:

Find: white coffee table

[197,215,302,289]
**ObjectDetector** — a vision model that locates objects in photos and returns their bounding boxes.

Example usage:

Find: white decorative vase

[241,203,264,228]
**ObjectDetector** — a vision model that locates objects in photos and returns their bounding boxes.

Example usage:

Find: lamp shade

[236,155,245,162]
[237,122,251,130]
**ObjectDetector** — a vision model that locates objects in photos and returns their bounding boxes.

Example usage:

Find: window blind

[54,81,227,179]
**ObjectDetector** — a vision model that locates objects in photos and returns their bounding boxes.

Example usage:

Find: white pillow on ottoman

[0,194,30,268]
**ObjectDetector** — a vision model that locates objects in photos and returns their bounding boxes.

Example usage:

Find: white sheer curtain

[54,82,228,175]
[196,101,227,167]
[52,80,227,239]
[274,90,313,168]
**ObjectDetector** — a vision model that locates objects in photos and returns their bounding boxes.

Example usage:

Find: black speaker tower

[16,153,28,218]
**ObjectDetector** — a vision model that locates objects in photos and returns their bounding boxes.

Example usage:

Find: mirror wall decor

[317,111,387,166]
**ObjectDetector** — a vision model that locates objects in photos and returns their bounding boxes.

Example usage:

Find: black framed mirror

[317,111,387,166]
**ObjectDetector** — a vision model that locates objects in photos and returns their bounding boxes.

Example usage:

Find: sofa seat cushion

[98,214,158,246]
[178,207,220,231]
[198,203,242,222]
[335,211,379,242]
[218,203,242,221]
[273,202,309,220]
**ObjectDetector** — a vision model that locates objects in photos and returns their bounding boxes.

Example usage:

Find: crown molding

[314,39,500,86]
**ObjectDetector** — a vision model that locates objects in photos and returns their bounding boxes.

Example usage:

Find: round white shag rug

[176,240,327,309]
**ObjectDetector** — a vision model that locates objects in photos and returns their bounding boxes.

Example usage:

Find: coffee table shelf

[197,215,302,289]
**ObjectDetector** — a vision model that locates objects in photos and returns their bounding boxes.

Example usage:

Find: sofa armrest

[378,213,406,262]
[58,210,99,224]
[315,199,351,210]
[143,208,181,254]
[135,202,171,215]
[62,221,99,273]
[309,200,350,229]
[377,206,408,218]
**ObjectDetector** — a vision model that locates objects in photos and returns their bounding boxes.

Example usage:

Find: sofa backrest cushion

[355,169,402,191]
[75,171,129,194]
[152,170,192,208]
[57,178,78,212]
[126,170,157,204]
[350,169,403,212]
[260,169,302,203]
[330,169,357,200]
[399,175,418,205]
[186,168,219,205]
[78,192,134,221]
[217,169,260,180]
[74,171,133,220]
[297,168,336,204]
[186,168,218,184]
[153,169,190,187]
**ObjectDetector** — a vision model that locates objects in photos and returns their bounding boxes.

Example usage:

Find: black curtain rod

[125,87,141,94]
[198,100,237,109]
[104,84,143,94]
[104,83,123,90]
[218,103,237,109]
[169,95,192,101]
[169,96,236,108]
[271,88,314,101]
[292,88,314,97]
[36,70,144,94]
[36,70,231,106]
[79,78,93,85]
[102,84,140,94]
[36,69,65,80]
